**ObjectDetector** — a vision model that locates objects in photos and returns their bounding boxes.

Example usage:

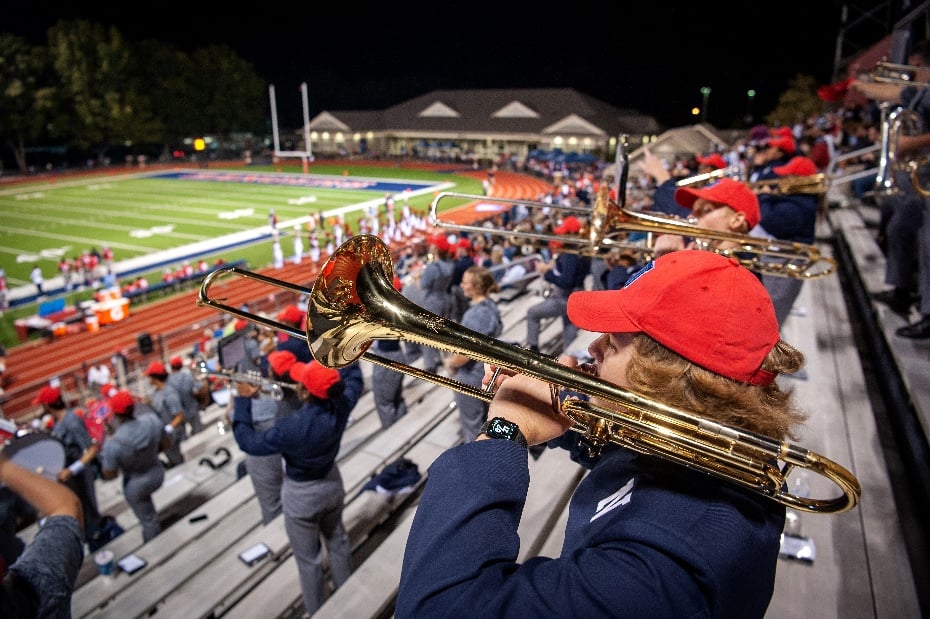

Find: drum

[2,431,66,479]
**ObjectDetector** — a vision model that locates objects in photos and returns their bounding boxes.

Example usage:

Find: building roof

[308,88,662,139]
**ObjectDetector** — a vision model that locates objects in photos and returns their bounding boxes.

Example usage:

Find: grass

[0,161,483,349]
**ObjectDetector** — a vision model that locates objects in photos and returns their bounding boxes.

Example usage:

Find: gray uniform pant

[282,465,352,615]
[247,454,284,525]
[525,291,577,351]
[124,466,165,542]
[371,348,408,428]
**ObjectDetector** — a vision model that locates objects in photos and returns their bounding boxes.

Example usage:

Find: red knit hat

[32,386,61,406]
[567,251,779,385]
[674,178,760,229]
[267,350,298,377]
[773,156,819,177]
[109,390,135,415]
[289,360,341,399]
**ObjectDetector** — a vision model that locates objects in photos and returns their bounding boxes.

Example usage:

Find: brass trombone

[674,165,743,187]
[193,361,295,400]
[746,174,828,196]
[430,188,836,279]
[197,234,860,514]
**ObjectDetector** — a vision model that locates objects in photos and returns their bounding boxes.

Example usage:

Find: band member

[397,250,807,618]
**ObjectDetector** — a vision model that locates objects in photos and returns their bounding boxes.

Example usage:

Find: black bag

[88,515,125,552]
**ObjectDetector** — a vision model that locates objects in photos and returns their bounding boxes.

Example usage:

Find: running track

[2,165,552,418]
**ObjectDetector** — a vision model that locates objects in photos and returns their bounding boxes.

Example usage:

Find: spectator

[0,452,84,617]
[98,390,175,543]
[86,362,112,400]
[30,265,44,298]
[232,360,364,616]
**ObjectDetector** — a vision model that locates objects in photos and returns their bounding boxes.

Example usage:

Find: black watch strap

[479,417,528,448]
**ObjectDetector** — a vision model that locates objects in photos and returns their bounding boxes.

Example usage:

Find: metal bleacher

[65,191,930,618]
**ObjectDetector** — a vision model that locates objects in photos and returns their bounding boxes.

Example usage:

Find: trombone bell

[197,235,860,514]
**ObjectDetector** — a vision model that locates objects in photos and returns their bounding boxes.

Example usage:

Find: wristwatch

[479,417,528,448]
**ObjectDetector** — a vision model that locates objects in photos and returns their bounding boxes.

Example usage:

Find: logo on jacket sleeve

[591,478,634,522]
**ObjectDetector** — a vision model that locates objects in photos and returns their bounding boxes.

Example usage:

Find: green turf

[0,163,483,348]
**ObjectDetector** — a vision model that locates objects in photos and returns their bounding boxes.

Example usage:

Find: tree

[764,74,826,129]
[47,20,162,160]
[0,34,57,173]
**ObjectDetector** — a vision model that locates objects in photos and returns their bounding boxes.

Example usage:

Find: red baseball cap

[567,251,779,385]
[277,305,304,324]
[761,135,796,155]
[696,153,728,170]
[234,319,249,331]
[428,235,450,254]
[289,360,341,399]
[553,215,582,235]
[773,156,819,177]
[170,356,184,369]
[109,390,135,415]
[144,361,167,376]
[674,178,760,229]
[32,386,61,406]
[267,350,297,377]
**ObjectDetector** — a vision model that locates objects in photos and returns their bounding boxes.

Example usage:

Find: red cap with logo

[674,178,760,229]
[566,251,779,385]
[289,360,341,399]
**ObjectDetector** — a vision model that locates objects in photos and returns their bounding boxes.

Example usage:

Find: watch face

[488,417,517,440]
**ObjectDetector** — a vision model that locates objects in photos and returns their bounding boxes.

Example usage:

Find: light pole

[700,87,712,124]
[746,89,756,125]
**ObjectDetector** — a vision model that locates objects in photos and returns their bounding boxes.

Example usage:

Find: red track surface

[1,165,552,419]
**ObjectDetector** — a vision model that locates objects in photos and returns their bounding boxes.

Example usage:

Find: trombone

[193,361,296,400]
[746,174,828,196]
[197,234,860,514]
[430,188,836,279]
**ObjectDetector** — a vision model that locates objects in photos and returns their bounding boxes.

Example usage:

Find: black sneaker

[872,288,914,315]
[896,315,930,339]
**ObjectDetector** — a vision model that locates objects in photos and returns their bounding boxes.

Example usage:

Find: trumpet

[866,60,930,88]
[193,361,296,400]
[430,188,836,279]
[197,234,860,514]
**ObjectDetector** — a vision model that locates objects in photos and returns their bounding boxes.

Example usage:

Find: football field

[0,163,477,299]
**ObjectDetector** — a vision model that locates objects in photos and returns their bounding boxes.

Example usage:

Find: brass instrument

[874,101,926,206]
[675,165,743,187]
[867,60,930,88]
[430,188,836,279]
[193,361,295,400]
[197,235,861,514]
[746,174,828,195]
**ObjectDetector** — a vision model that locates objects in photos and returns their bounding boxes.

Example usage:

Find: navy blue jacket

[232,363,363,481]
[397,440,784,619]
[757,193,818,244]
[544,252,590,293]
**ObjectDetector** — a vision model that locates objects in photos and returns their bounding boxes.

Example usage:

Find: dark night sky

[4,1,882,129]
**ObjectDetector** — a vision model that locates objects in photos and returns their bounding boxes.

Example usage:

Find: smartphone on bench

[238,542,271,567]
[118,554,147,575]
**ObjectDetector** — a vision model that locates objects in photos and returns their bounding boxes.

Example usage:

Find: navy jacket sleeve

[757,193,818,244]
[649,179,692,219]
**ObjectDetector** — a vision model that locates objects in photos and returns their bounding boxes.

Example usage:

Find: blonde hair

[625,333,807,441]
